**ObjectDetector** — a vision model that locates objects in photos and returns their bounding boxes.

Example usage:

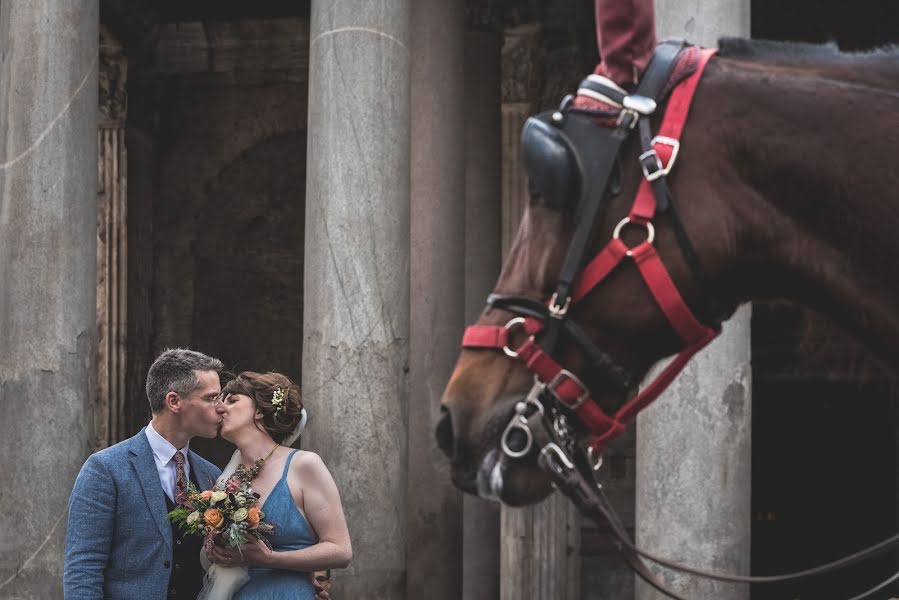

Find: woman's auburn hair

[222,371,303,443]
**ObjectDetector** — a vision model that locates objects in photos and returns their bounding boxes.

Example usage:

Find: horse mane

[717,37,841,60]
[717,37,899,77]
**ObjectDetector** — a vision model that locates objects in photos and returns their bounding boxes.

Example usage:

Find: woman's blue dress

[235,450,317,599]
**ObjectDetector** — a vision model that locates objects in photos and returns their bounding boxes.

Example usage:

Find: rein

[460,42,899,598]
[529,386,899,600]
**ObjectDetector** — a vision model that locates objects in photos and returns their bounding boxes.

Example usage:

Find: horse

[436,37,899,512]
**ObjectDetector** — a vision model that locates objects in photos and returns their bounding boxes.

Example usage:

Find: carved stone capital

[538,46,585,111]
[501,23,543,104]
[99,26,128,128]
[155,18,310,86]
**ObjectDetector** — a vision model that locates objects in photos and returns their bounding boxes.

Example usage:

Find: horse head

[437,40,899,506]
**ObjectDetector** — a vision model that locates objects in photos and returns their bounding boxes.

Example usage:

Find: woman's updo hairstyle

[221,371,303,443]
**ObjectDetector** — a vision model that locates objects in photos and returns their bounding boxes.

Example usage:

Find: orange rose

[204,508,224,530]
[200,490,213,501]
[246,506,261,529]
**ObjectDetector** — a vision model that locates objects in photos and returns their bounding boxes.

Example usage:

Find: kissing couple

[64,348,351,599]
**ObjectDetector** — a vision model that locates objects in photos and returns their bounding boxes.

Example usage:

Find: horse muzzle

[437,394,555,505]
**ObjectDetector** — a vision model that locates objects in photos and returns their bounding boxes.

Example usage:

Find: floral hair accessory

[271,387,285,417]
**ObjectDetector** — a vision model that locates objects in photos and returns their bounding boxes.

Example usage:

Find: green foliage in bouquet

[168,476,274,549]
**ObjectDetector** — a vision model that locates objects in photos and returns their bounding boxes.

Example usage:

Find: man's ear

[165,391,182,413]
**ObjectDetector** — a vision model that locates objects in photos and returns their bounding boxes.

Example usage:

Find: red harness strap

[463,48,718,453]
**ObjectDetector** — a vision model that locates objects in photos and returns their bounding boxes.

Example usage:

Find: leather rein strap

[530,400,899,600]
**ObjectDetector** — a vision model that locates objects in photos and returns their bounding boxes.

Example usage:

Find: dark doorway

[752,0,898,50]
[141,16,309,465]
[752,379,897,599]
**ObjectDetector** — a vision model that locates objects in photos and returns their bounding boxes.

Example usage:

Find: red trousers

[594,0,657,86]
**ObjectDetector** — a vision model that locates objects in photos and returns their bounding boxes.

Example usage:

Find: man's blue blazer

[64,429,221,599]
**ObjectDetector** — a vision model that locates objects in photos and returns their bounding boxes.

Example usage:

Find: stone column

[636,6,752,599]
[498,23,580,600]
[407,0,464,598]
[501,501,581,600]
[463,21,503,600]
[0,3,99,598]
[96,27,129,450]
[303,3,410,599]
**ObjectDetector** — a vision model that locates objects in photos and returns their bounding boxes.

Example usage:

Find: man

[64,348,226,600]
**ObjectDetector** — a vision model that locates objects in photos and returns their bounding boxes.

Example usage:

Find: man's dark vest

[164,459,207,600]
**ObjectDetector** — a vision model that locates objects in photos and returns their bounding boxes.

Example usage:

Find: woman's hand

[206,539,273,568]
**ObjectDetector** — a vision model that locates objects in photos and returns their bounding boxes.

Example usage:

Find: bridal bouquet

[168,475,274,550]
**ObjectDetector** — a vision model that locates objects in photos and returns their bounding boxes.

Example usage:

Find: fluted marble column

[0,2,99,598]
[303,2,410,599]
[95,27,129,450]
[635,3,752,599]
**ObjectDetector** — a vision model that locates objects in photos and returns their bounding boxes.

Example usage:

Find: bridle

[463,42,721,458]
[460,41,899,599]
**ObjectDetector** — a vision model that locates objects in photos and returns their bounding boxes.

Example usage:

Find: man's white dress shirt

[145,421,191,502]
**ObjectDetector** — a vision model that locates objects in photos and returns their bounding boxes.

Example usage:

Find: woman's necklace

[235,442,279,483]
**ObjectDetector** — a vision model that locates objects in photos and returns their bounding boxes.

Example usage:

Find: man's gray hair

[146,348,224,413]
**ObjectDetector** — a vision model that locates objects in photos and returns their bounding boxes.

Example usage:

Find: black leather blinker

[521,114,580,212]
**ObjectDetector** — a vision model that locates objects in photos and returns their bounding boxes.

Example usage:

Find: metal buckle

[651,136,680,177]
[612,217,655,257]
[615,108,640,130]
[639,148,665,182]
[502,317,529,358]
[548,292,571,318]
[547,369,590,410]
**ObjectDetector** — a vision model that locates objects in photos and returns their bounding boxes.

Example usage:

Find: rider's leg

[593,0,657,87]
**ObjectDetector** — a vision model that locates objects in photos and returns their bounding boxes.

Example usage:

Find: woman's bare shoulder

[290,450,329,478]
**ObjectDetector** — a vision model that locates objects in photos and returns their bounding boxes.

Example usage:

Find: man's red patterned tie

[172,450,187,504]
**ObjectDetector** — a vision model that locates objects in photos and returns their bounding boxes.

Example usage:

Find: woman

[206,371,351,599]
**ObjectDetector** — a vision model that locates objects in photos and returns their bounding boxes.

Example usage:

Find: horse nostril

[435,408,454,459]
